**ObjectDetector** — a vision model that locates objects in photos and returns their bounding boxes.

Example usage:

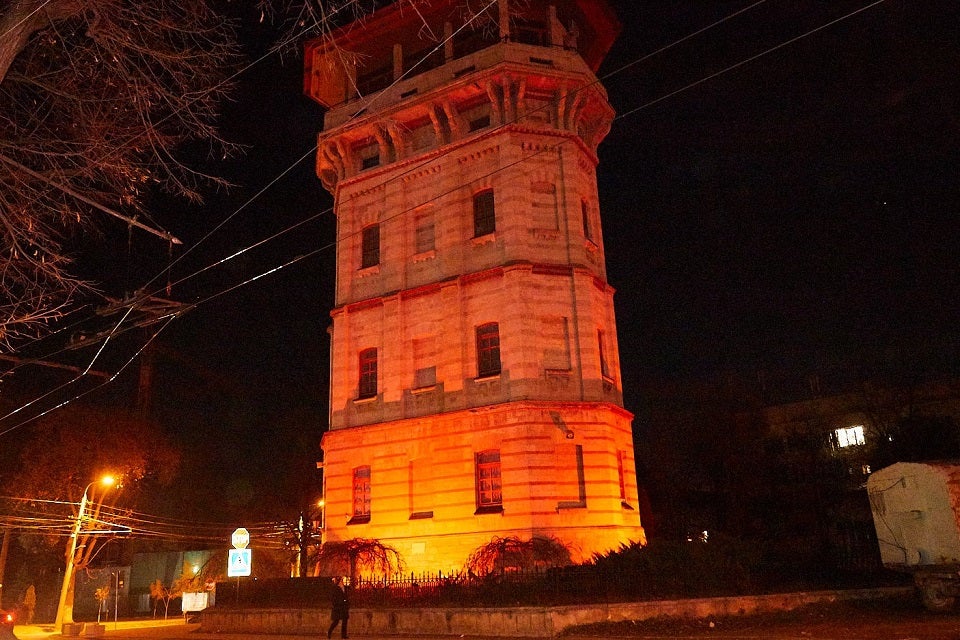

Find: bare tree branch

[0,0,241,351]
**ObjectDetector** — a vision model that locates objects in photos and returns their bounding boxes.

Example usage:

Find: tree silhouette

[2,403,180,560]
[465,536,572,576]
[315,538,403,583]
[0,1,241,349]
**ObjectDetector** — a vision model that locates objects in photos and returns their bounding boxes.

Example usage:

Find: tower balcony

[304,0,619,124]
[320,37,598,131]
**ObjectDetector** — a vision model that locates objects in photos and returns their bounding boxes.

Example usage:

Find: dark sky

[598,1,959,400]
[8,1,959,521]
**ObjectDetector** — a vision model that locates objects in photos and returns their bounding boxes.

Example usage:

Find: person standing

[327,576,349,639]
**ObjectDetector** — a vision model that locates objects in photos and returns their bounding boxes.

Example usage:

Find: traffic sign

[228,548,251,577]
[231,527,250,549]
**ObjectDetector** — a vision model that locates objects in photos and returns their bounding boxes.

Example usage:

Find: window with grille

[473,189,495,237]
[476,323,501,377]
[358,348,378,399]
[475,450,502,513]
[350,466,371,523]
[361,224,380,268]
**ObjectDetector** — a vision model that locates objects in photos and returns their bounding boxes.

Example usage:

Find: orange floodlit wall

[307,0,645,575]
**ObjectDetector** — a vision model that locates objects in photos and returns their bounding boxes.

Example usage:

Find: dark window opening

[358,348,378,399]
[476,323,501,378]
[469,115,491,131]
[473,189,496,237]
[598,330,610,379]
[581,200,593,241]
[511,19,547,46]
[361,224,380,268]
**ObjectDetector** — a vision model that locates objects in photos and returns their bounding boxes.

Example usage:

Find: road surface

[11,596,960,640]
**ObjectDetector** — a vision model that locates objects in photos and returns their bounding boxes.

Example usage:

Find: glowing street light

[54,475,116,631]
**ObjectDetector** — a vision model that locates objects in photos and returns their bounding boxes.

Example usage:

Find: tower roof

[304,0,620,107]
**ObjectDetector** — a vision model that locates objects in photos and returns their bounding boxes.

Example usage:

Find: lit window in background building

[835,424,865,448]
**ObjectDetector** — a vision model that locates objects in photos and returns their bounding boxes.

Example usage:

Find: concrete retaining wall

[199,587,910,637]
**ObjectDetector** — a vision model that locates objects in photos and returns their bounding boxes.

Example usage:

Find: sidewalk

[13,619,194,640]
[10,619,537,640]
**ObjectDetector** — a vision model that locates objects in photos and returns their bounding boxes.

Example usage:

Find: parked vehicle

[1,609,15,639]
[867,461,960,611]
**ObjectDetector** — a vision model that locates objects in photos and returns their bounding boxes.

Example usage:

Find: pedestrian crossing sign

[228,548,252,577]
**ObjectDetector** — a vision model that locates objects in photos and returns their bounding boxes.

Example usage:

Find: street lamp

[54,475,115,632]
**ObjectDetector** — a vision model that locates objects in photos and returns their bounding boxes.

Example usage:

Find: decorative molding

[457,145,500,164]
[401,164,442,183]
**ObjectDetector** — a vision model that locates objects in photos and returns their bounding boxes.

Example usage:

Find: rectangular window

[617,450,627,501]
[598,330,610,378]
[350,466,371,523]
[835,425,865,448]
[476,322,501,378]
[361,153,380,169]
[358,348,378,399]
[361,224,380,268]
[581,200,593,241]
[475,450,502,513]
[415,212,435,253]
[473,189,496,237]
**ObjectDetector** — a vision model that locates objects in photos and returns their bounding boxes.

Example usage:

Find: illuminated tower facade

[305,0,645,575]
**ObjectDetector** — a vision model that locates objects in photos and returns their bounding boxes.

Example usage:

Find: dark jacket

[331,584,349,615]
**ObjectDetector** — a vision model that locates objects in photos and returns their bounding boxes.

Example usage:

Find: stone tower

[304,0,645,575]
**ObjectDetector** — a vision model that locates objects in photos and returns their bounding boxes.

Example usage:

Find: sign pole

[228,527,252,606]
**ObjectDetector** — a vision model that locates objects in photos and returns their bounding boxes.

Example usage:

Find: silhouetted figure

[327,576,349,639]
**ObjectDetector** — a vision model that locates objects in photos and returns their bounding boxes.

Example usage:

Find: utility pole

[55,477,115,632]
[0,527,9,606]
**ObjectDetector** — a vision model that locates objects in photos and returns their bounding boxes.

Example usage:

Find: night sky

[10,1,959,522]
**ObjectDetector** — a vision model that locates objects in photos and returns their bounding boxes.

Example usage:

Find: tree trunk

[0,0,85,84]
[0,528,9,605]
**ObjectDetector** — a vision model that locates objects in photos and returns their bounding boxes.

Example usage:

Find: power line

[0,1,888,435]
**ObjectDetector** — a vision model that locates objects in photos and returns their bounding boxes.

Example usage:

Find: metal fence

[218,566,614,609]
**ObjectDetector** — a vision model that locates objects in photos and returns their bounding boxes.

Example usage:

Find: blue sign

[227,548,251,577]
